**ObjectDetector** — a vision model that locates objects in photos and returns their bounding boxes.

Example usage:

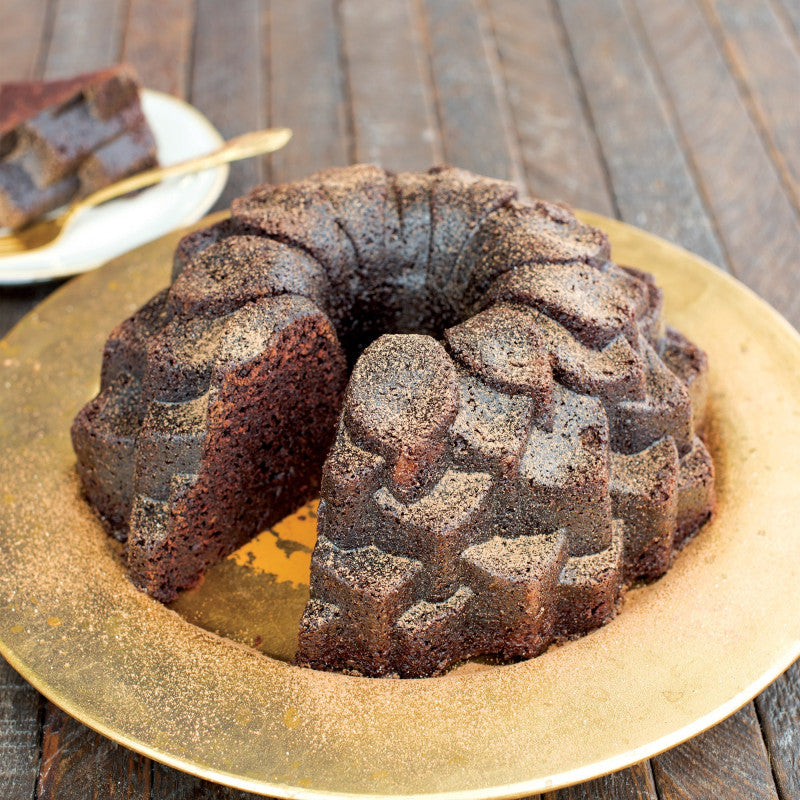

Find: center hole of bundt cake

[171,228,482,366]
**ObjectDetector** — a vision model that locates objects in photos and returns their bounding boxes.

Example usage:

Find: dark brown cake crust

[72,165,715,677]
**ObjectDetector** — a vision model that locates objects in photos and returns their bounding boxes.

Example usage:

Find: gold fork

[0,127,292,255]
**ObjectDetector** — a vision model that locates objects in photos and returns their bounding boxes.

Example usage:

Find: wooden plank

[630,0,800,328]
[43,0,127,78]
[776,0,800,39]
[651,704,778,800]
[340,0,441,170]
[486,0,615,214]
[150,759,260,798]
[36,702,150,799]
[190,0,264,208]
[701,0,800,210]
[0,657,43,800]
[0,0,50,81]
[122,0,195,98]
[268,0,349,183]
[546,761,658,800]
[556,0,727,269]
[755,661,800,800]
[420,0,522,182]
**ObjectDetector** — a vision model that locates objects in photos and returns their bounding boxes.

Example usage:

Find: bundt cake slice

[72,165,715,675]
[0,65,157,228]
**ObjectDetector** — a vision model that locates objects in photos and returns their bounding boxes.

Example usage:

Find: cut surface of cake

[72,165,715,677]
[0,64,157,229]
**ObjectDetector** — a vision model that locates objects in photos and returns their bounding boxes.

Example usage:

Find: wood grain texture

[486,0,615,214]
[776,0,800,38]
[702,0,800,209]
[190,0,264,209]
[630,0,800,328]
[341,0,442,170]
[150,760,259,799]
[651,704,778,800]
[0,0,50,81]
[755,660,800,800]
[122,0,195,98]
[43,0,127,78]
[546,761,658,800]
[555,0,727,268]
[268,0,350,182]
[420,0,522,182]
[37,702,150,799]
[0,656,42,800]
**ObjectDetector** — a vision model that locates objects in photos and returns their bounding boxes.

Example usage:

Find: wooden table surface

[2,0,800,798]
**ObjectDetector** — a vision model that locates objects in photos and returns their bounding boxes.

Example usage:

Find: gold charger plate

[2,212,800,798]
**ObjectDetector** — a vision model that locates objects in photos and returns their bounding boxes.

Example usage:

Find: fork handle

[67,127,293,222]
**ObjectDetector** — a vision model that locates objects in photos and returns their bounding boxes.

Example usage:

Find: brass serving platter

[2,212,800,798]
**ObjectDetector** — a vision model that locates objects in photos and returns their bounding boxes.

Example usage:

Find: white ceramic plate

[0,89,228,284]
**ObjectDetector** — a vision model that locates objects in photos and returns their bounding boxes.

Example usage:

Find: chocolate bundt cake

[72,165,715,677]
